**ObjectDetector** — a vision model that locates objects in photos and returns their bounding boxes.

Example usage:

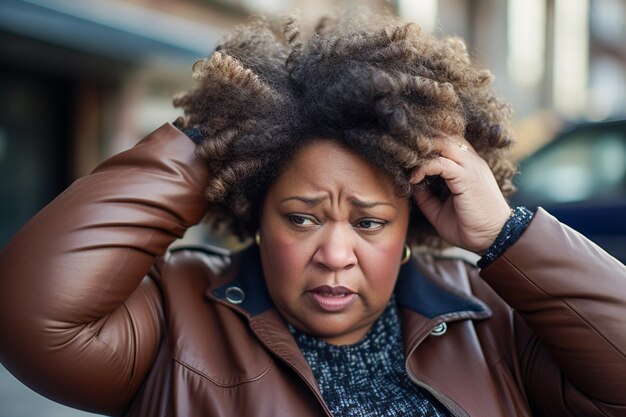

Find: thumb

[412,186,442,225]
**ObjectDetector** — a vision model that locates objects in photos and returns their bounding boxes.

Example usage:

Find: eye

[354,218,386,231]
[288,214,318,227]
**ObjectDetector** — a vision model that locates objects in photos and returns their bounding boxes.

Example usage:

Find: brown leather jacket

[1,123,625,417]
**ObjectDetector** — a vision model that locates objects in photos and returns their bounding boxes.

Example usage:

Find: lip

[307,285,357,313]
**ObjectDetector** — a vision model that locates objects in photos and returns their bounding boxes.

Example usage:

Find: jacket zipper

[404,322,471,417]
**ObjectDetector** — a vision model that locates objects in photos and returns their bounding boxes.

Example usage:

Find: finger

[412,186,442,224]
[410,156,463,185]
[438,137,477,164]
[412,185,437,208]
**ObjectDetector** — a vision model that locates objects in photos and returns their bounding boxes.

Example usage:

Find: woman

[1,11,625,417]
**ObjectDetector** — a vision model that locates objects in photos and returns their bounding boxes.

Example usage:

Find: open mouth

[307,285,357,312]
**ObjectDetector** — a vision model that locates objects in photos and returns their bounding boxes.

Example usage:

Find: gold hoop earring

[401,244,411,265]
[255,231,261,246]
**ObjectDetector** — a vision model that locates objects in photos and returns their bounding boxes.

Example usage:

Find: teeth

[322,292,346,297]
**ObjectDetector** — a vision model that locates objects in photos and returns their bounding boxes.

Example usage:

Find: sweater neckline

[287,296,402,371]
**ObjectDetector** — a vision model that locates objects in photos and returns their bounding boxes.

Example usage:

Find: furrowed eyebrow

[349,198,394,209]
[279,196,394,209]
[279,196,323,206]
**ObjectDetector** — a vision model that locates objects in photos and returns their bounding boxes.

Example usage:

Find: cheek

[270,241,304,276]
[262,235,311,294]
[362,242,404,286]
[359,223,407,292]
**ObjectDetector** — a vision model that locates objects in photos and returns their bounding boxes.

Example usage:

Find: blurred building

[2,0,626,246]
[0,0,625,415]
[400,0,626,157]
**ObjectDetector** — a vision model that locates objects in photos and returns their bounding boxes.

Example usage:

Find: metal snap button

[225,286,245,304]
[430,322,447,337]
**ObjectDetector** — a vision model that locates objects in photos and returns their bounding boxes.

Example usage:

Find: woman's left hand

[411,137,511,254]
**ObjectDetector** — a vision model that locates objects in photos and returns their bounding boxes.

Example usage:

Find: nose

[312,224,357,271]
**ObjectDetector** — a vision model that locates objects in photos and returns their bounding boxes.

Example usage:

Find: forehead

[269,139,399,200]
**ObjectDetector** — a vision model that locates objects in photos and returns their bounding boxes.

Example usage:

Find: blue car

[511,119,626,263]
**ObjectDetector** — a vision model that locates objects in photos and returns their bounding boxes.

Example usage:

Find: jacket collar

[210,245,273,316]
[209,245,491,323]
[207,245,493,417]
[395,259,488,319]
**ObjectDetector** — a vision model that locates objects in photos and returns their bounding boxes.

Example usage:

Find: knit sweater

[289,299,452,417]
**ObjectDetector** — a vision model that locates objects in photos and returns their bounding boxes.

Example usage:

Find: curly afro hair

[173,10,516,247]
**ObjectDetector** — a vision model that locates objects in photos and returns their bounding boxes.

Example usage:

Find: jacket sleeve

[0,123,210,415]
[480,208,626,416]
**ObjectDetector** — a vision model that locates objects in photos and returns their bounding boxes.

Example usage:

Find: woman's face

[259,140,410,345]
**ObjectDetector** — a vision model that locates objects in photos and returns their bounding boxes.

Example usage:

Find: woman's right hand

[410,137,511,254]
